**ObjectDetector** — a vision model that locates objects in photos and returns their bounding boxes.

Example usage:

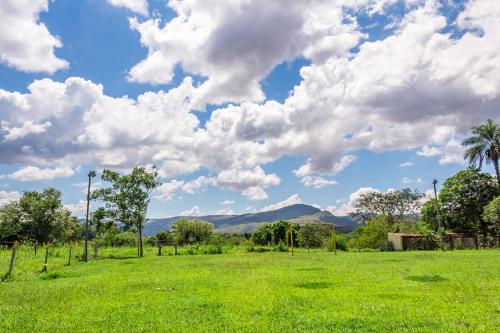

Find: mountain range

[144,204,359,236]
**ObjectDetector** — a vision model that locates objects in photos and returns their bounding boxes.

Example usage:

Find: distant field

[0,247,499,332]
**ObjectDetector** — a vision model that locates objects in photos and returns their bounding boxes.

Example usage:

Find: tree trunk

[34,243,37,256]
[138,223,143,257]
[68,244,72,266]
[41,246,49,273]
[157,245,162,256]
[494,158,500,189]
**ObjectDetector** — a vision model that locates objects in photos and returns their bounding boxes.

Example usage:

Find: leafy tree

[439,169,498,239]
[172,219,213,245]
[348,216,391,249]
[420,198,443,231]
[251,223,273,245]
[92,167,161,257]
[297,224,323,250]
[0,202,23,244]
[351,188,424,226]
[462,119,500,186]
[20,188,79,245]
[483,196,500,242]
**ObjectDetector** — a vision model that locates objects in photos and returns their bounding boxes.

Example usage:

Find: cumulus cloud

[221,200,235,205]
[1,0,499,201]
[6,166,74,181]
[106,0,148,16]
[180,205,201,216]
[0,0,68,73]
[300,176,337,189]
[327,187,380,216]
[64,200,87,216]
[127,0,364,106]
[260,194,302,212]
[0,190,21,205]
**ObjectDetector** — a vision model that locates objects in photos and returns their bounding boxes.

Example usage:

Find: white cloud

[221,200,235,205]
[417,146,441,157]
[64,200,87,216]
[0,190,21,205]
[214,208,236,215]
[127,0,364,106]
[327,187,380,216]
[399,161,414,167]
[260,194,302,212]
[6,166,74,181]
[180,205,201,217]
[438,139,465,165]
[107,0,148,16]
[300,175,337,189]
[0,0,499,199]
[402,177,424,184]
[0,0,68,73]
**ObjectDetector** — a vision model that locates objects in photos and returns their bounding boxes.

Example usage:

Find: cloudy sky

[0,0,498,217]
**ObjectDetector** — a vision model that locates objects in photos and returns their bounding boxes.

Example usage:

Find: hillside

[144,204,359,235]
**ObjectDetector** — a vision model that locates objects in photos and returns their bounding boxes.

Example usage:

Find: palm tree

[462,119,500,187]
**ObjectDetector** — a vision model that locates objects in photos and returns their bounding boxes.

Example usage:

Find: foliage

[172,220,214,245]
[351,188,424,225]
[483,196,500,238]
[348,216,391,249]
[420,198,441,231]
[15,188,79,245]
[0,202,23,244]
[251,220,298,245]
[439,169,498,237]
[274,240,288,252]
[92,167,161,257]
[462,119,500,186]
[334,234,348,251]
[297,224,324,249]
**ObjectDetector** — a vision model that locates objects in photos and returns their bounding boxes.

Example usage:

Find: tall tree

[351,188,424,226]
[439,169,498,239]
[462,119,500,187]
[19,188,79,246]
[92,167,161,257]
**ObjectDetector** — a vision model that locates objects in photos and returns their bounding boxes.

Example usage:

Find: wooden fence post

[2,241,19,281]
[41,243,50,273]
[68,242,73,266]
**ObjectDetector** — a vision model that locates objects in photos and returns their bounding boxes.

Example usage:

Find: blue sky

[0,0,498,218]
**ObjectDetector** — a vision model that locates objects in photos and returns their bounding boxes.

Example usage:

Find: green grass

[0,247,499,332]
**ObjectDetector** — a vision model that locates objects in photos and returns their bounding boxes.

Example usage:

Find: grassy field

[0,247,499,332]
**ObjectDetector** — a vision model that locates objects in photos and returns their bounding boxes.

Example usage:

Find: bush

[335,234,348,251]
[274,240,288,252]
[379,240,394,252]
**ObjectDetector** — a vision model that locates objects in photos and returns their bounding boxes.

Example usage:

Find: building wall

[388,233,403,250]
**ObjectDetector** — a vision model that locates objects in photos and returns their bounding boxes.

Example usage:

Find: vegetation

[462,119,500,186]
[0,246,498,332]
[92,167,161,257]
[0,188,79,246]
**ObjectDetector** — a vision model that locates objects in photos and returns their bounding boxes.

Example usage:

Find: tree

[92,167,161,257]
[297,224,323,250]
[348,216,391,249]
[483,196,500,244]
[20,188,79,245]
[462,119,500,187]
[252,223,273,245]
[351,188,424,226]
[439,169,498,239]
[0,202,23,244]
[172,220,213,245]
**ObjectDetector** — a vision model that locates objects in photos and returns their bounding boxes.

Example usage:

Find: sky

[0,0,498,218]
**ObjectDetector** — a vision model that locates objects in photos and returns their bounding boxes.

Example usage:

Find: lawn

[0,247,499,332]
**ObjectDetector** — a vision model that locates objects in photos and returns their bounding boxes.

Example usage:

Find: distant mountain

[144,204,360,236]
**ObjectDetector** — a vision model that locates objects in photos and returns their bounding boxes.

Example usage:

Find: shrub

[274,240,288,252]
